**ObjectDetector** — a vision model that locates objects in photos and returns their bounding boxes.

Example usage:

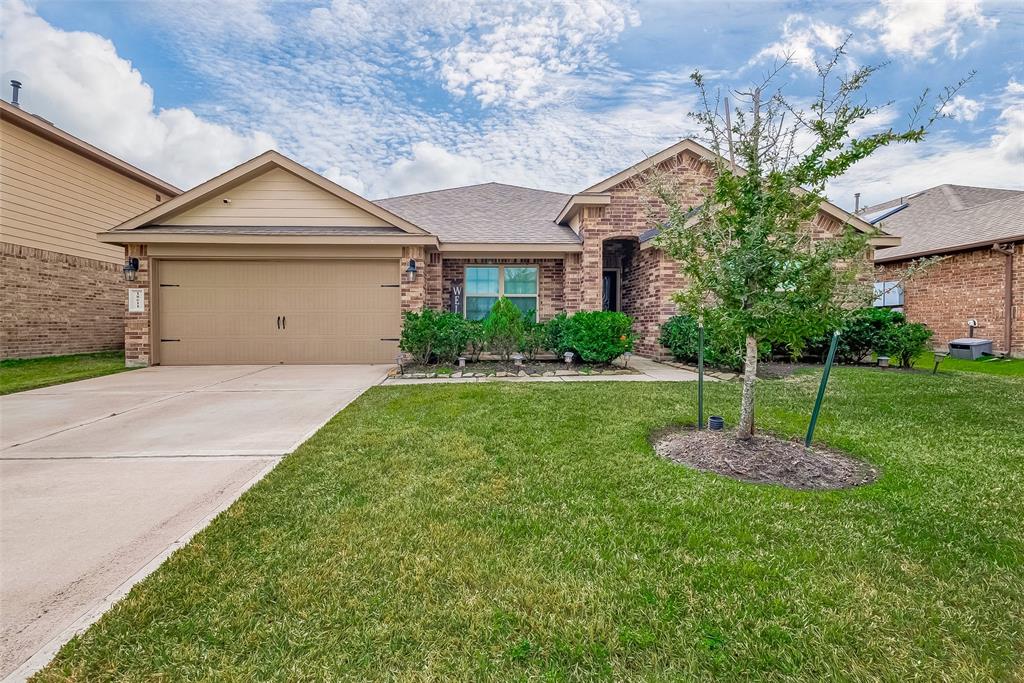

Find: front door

[602,270,619,312]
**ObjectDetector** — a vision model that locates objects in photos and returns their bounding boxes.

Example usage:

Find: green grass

[39,369,1024,681]
[0,351,131,395]
[913,350,1024,376]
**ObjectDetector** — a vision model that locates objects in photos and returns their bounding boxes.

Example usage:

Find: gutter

[993,243,1015,356]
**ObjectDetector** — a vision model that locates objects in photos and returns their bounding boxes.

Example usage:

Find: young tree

[654,45,969,441]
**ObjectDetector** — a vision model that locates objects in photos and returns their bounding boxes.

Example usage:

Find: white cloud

[0,0,275,189]
[754,14,847,72]
[856,0,997,59]
[943,94,983,121]
[437,1,640,108]
[828,80,1024,208]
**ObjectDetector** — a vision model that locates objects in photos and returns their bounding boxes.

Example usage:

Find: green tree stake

[697,322,705,430]
[806,330,840,448]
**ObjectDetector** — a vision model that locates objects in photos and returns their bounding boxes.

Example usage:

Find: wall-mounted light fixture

[406,258,418,281]
[123,257,140,282]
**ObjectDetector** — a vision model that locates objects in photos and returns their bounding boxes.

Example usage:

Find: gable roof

[377,182,579,245]
[107,150,428,235]
[558,138,891,242]
[868,184,1024,262]
[0,99,181,197]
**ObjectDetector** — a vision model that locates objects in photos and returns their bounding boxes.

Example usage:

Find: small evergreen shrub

[520,320,546,361]
[881,321,933,367]
[658,314,754,371]
[399,309,470,364]
[543,312,571,356]
[465,320,485,362]
[482,298,525,361]
[563,311,635,363]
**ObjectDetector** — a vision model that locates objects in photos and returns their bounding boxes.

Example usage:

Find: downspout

[993,242,1015,356]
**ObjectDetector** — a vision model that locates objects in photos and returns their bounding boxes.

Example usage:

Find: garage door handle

[282,316,286,329]
[276,316,281,329]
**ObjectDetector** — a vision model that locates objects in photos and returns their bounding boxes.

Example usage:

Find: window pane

[504,267,537,295]
[885,283,904,307]
[466,267,499,295]
[466,296,498,320]
[873,282,885,307]
[508,297,537,319]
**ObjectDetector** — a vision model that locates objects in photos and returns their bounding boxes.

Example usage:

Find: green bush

[563,311,635,363]
[465,320,485,362]
[882,322,933,367]
[520,320,546,361]
[658,314,755,371]
[399,309,471,364]
[832,308,906,363]
[482,298,524,361]
[543,312,571,356]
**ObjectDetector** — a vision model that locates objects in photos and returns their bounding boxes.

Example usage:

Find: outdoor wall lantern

[405,258,418,281]
[123,257,140,282]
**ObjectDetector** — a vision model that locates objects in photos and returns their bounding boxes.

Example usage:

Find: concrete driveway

[0,364,389,681]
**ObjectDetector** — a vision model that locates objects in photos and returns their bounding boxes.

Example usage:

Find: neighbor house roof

[867,184,1024,262]
[0,99,181,197]
[377,182,580,245]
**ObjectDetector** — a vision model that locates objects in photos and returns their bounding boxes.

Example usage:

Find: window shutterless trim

[464,265,539,321]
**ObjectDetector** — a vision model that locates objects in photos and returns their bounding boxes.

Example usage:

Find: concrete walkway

[381,356,708,385]
[0,364,389,681]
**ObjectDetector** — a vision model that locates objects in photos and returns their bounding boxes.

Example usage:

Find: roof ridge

[376,181,568,201]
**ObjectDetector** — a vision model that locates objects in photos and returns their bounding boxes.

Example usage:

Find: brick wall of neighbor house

[0,242,125,359]
[123,244,151,367]
[437,257,565,320]
[877,242,1024,357]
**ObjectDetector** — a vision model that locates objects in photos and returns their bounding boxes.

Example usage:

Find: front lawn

[913,350,1024,376]
[40,369,1024,680]
[0,351,131,395]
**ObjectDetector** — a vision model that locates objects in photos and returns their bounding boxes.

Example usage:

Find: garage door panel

[157,260,400,364]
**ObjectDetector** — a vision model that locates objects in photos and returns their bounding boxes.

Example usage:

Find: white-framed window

[873,280,904,310]
[465,265,538,321]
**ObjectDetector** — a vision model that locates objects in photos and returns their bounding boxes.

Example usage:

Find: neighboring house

[101,140,893,367]
[0,97,181,359]
[869,185,1023,358]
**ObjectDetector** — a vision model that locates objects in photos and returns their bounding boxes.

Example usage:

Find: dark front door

[602,270,619,311]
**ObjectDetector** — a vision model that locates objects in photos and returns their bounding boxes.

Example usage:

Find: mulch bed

[651,427,879,490]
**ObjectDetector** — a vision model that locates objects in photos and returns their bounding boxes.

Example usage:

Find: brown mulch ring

[651,427,879,490]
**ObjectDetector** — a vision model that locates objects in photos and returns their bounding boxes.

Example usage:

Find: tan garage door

[157,260,400,365]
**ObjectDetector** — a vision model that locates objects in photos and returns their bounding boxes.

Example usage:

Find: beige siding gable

[0,119,163,263]
[163,168,393,228]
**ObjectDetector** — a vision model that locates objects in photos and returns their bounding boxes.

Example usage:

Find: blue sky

[2,0,1021,208]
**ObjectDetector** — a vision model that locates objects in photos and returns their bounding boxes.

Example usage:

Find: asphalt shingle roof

[867,184,1024,262]
[375,182,579,244]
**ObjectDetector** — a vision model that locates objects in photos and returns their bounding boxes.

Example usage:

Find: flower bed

[390,358,637,379]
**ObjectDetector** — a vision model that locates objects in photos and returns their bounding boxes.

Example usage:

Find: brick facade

[1,242,125,359]
[877,242,1023,357]
[123,244,151,367]
[400,245,427,313]
[433,257,566,320]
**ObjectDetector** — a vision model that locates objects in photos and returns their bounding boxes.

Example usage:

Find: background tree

[654,44,969,441]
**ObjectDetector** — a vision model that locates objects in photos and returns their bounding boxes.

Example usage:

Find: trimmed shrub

[465,320,485,362]
[543,312,571,356]
[833,307,906,363]
[399,309,470,364]
[658,314,754,371]
[563,311,635,363]
[482,298,524,361]
[882,321,933,367]
[520,320,546,361]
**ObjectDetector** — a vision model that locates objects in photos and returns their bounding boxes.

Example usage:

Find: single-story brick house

[0,96,181,359]
[101,139,894,366]
[870,185,1023,358]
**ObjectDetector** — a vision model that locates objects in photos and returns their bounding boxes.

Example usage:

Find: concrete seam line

[1,367,275,452]
[2,456,282,683]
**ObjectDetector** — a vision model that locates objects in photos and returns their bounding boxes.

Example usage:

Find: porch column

[124,244,151,367]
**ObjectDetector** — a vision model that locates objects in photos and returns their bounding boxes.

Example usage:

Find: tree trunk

[737,334,759,440]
